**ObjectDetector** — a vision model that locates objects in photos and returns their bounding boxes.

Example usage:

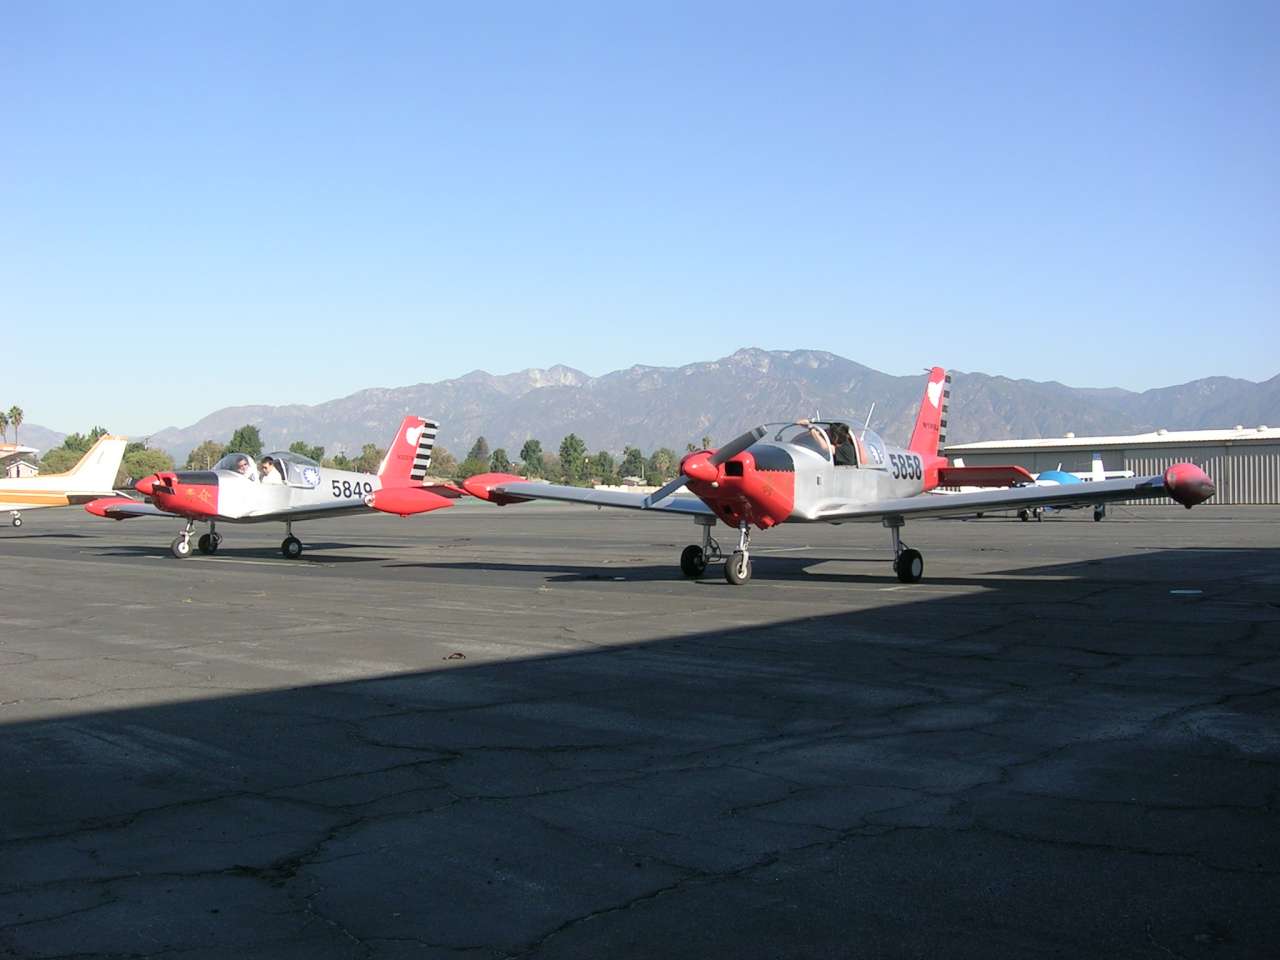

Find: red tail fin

[377,416,439,488]
[907,367,950,458]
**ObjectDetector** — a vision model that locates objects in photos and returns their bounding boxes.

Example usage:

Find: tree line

[35,420,709,489]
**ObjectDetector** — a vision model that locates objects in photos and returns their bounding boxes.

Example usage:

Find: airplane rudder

[908,367,950,458]
[378,416,438,486]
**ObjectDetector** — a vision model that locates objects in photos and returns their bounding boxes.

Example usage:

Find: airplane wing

[813,475,1175,523]
[474,479,715,517]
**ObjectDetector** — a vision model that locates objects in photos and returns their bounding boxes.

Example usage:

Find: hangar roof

[946,425,1280,452]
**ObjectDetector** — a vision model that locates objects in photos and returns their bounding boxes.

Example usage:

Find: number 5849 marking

[333,480,374,499]
[889,453,922,480]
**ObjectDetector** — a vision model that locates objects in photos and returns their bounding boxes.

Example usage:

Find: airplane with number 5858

[460,367,1216,585]
[84,417,460,559]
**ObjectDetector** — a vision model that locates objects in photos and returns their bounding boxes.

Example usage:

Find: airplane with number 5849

[84,417,460,559]
[460,367,1216,585]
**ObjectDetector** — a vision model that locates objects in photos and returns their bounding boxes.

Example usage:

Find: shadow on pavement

[2,550,1278,958]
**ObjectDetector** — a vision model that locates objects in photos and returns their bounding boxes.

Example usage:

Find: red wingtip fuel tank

[138,471,220,517]
[462,473,535,505]
[1164,463,1215,508]
[684,448,795,529]
[366,486,454,517]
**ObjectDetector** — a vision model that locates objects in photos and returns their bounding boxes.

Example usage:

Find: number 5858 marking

[889,454,922,480]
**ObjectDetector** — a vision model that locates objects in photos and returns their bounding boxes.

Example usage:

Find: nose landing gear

[724,522,753,585]
[170,519,197,559]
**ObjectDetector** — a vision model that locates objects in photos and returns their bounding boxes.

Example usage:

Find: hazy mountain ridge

[22,349,1280,461]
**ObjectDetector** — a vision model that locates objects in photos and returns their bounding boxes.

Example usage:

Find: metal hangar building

[945,425,1280,505]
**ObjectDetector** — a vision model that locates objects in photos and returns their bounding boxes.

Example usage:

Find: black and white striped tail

[410,420,438,482]
[938,374,952,448]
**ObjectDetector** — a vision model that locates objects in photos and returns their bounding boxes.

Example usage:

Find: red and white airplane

[461,368,1216,584]
[85,417,458,558]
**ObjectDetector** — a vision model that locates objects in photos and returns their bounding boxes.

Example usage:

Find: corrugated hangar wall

[944,440,1280,505]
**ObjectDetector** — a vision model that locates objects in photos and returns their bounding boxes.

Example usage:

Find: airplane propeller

[643,425,767,508]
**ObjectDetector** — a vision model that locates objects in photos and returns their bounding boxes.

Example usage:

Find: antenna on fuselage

[862,403,875,431]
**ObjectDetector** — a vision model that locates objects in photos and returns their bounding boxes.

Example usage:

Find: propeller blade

[708,425,767,466]
[643,474,689,508]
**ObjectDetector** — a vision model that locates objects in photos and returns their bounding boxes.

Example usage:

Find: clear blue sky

[3,1,1277,435]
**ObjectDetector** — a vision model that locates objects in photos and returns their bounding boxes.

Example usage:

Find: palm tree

[8,407,22,445]
[0,410,8,443]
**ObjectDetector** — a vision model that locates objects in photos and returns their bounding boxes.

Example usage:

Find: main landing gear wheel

[197,533,221,555]
[894,548,923,584]
[1018,509,1030,522]
[680,545,708,578]
[724,551,752,585]
[1093,505,1106,522]
[281,536,303,560]
[10,513,21,528]
[170,536,192,559]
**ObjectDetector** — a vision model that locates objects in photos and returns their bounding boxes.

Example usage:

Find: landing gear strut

[281,522,303,560]
[170,519,196,559]
[10,511,21,528]
[724,522,752,585]
[680,516,722,578]
[885,516,923,583]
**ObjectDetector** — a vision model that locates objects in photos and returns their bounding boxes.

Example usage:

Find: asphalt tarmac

[1,501,1277,959]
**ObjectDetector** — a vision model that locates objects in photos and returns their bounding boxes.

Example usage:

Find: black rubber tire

[171,536,192,559]
[1093,506,1105,522]
[281,536,303,560]
[11,516,21,528]
[197,533,215,554]
[680,545,707,578]
[894,548,923,583]
[723,552,752,585]
[1018,509,1029,522]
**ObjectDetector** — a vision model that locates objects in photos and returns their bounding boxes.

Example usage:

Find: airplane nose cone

[682,452,719,483]
[1164,463,1215,508]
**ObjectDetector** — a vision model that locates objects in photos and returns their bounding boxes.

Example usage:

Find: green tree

[116,444,175,487]
[559,433,587,484]
[289,440,325,462]
[466,437,490,463]
[7,407,22,445]
[621,446,646,479]
[328,452,353,470]
[352,443,385,474]
[226,425,263,459]
[41,427,109,471]
[455,456,488,480]
[646,447,678,485]
[519,439,543,477]
[185,440,226,470]
[60,427,108,455]
[590,451,616,484]
[490,448,511,472]
[430,445,457,478]
[0,410,8,442]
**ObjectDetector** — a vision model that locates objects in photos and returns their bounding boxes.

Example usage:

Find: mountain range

[22,349,1280,462]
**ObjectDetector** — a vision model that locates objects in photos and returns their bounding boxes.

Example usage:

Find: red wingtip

[1163,463,1215,508]
[461,472,532,505]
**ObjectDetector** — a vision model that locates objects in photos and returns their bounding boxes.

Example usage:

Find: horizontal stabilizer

[936,465,1035,488]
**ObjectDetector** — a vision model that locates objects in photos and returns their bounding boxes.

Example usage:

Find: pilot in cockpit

[259,457,283,485]
[233,456,257,480]
[795,420,858,466]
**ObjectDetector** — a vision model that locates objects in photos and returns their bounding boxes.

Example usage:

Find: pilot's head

[235,458,251,474]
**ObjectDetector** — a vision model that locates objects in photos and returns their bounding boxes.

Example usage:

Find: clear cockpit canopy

[261,451,320,485]
[213,452,258,476]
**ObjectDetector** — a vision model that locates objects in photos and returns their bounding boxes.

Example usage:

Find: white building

[945,425,1280,505]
